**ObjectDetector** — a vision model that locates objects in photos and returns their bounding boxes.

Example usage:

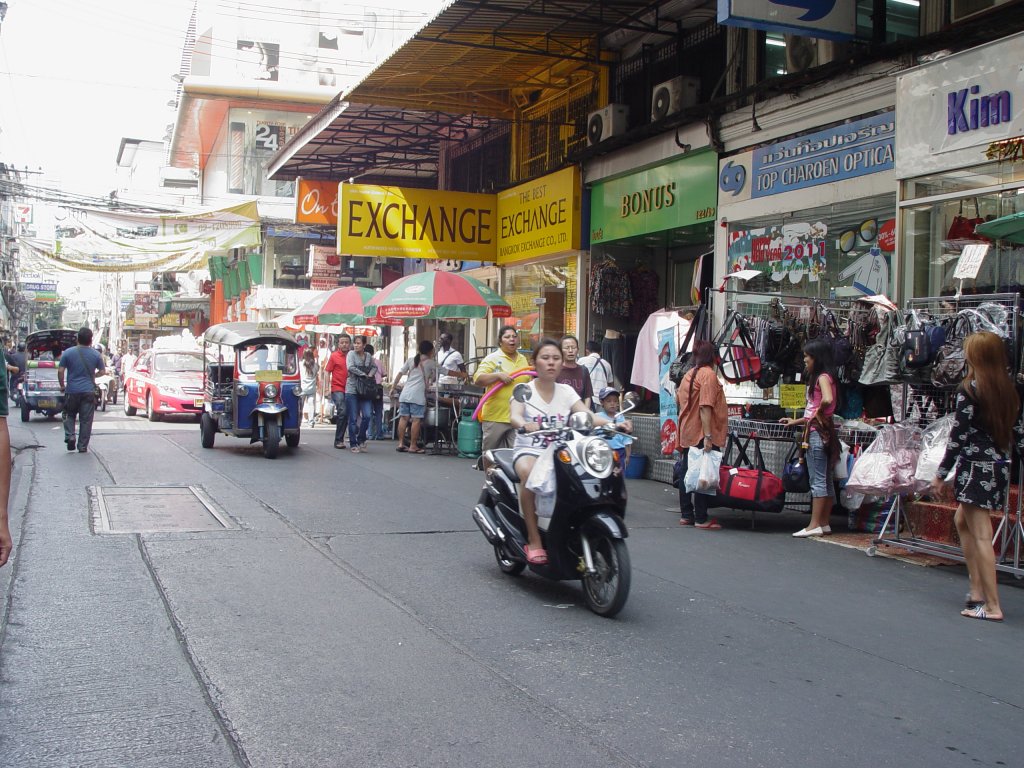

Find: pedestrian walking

[473,325,530,460]
[556,335,594,403]
[675,340,727,530]
[578,340,612,408]
[0,360,13,567]
[57,327,106,453]
[300,348,318,427]
[392,340,436,454]
[931,331,1023,623]
[325,333,351,449]
[365,343,387,440]
[780,340,839,537]
[345,335,376,453]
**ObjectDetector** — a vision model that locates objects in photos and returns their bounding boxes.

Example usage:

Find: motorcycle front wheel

[494,544,525,576]
[581,535,631,617]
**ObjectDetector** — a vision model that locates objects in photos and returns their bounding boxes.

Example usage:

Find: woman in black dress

[931,331,1021,622]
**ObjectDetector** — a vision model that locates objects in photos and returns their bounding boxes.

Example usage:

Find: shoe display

[793,526,824,538]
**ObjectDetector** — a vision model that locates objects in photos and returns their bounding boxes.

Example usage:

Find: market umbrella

[364,271,512,320]
[291,285,378,325]
[974,211,1024,244]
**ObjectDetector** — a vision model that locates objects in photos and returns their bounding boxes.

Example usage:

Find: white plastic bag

[525,444,557,517]
[913,414,954,492]
[834,440,850,481]
[684,447,722,495]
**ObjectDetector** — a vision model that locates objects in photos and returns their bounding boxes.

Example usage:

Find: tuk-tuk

[200,322,301,459]
[20,329,78,422]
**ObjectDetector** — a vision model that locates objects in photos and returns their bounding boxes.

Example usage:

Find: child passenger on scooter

[509,338,632,565]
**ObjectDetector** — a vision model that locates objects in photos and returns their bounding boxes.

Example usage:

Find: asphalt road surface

[1,406,1020,767]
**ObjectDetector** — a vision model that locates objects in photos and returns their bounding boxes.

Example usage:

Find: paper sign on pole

[952,243,990,280]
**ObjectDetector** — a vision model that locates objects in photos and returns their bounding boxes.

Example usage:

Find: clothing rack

[871,292,1024,576]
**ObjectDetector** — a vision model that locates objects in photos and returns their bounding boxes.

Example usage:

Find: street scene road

[1,409,1020,768]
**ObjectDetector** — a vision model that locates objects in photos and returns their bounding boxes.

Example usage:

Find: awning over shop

[268,0,673,181]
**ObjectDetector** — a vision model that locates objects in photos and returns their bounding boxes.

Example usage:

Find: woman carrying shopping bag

[930,331,1021,623]
[675,340,728,529]
[780,340,840,538]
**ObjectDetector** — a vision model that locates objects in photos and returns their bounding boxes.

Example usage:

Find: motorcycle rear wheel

[581,535,631,617]
[494,544,525,576]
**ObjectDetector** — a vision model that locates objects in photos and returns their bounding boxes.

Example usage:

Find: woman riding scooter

[509,338,631,565]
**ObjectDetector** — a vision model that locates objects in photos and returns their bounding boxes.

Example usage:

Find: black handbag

[350,357,378,398]
[669,305,708,386]
[782,425,811,494]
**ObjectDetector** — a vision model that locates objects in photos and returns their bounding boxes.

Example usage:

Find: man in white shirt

[436,333,466,380]
[578,341,612,408]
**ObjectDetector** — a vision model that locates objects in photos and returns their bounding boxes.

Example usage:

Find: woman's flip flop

[961,604,1003,622]
[524,544,548,565]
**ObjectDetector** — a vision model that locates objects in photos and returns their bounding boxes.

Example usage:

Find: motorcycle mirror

[512,383,531,403]
[568,411,594,432]
[622,392,640,412]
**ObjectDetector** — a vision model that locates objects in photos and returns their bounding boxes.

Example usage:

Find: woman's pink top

[803,373,836,428]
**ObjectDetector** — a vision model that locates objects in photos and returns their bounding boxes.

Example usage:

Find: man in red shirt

[324,333,351,449]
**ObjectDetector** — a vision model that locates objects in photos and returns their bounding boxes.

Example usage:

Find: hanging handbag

[710,433,785,513]
[858,308,900,386]
[716,311,762,385]
[669,304,707,386]
[782,424,811,494]
[350,357,379,398]
[930,314,971,388]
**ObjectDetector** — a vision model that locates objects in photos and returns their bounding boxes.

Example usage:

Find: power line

[0,179,179,213]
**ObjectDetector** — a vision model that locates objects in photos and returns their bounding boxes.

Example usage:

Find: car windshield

[28,368,58,381]
[154,353,204,373]
[238,344,296,375]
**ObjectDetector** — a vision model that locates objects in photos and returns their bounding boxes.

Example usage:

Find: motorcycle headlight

[263,383,279,399]
[579,437,612,476]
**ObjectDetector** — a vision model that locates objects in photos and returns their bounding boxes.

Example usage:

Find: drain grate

[92,486,235,534]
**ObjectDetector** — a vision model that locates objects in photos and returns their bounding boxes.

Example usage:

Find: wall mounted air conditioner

[587,104,629,146]
[650,76,700,122]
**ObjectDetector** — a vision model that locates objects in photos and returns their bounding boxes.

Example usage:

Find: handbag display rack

[870,292,1024,577]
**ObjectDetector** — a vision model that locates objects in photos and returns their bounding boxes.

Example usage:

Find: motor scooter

[472,385,638,617]
[95,373,114,411]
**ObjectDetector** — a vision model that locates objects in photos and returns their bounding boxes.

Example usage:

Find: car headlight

[263,383,278,399]
[162,385,183,397]
[579,437,612,476]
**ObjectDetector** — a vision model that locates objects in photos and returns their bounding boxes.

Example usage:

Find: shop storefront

[716,110,897,302]
[895,32,1024,299]
[495,167,583,348]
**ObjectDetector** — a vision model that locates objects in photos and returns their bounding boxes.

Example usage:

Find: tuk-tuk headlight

[235,383,248,396]
[579,437,612,476]
[292,385,303,397]
[263,383,278,399]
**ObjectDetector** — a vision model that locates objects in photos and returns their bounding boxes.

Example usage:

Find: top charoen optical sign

[718,0,855,40]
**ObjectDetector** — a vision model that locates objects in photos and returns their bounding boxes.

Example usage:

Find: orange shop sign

[295,179,339,225]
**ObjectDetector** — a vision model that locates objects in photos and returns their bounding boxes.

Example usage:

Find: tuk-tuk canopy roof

[26,329,78,355]
[203,322,298,349]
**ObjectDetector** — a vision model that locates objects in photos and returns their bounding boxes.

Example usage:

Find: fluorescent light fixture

[892,0,919,6]
[765,38,786,47]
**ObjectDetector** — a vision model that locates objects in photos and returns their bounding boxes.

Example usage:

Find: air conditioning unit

[650,76,700,122]
[587,104,629,146]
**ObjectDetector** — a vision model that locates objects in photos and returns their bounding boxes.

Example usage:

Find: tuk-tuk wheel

[200,412,216,449]
[20,402,30,422]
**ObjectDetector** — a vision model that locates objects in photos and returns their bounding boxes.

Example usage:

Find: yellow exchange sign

[496,167,580,265]
[339,185,497,261]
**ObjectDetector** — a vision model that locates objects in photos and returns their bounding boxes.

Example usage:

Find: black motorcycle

[472,386,638,617]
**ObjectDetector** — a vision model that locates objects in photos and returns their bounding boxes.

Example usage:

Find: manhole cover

[92,486,235,534]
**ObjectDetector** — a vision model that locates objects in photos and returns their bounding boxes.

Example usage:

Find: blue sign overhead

[718,0,856,40]
[749,111,895,198]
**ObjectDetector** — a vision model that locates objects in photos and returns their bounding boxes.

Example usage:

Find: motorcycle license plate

[193,398,204,408]
[37,398,56,409]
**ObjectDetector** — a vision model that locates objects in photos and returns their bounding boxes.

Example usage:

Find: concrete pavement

[1,409,1021,767]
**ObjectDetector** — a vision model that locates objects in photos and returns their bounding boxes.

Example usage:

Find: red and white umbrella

[364,271,512,320]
